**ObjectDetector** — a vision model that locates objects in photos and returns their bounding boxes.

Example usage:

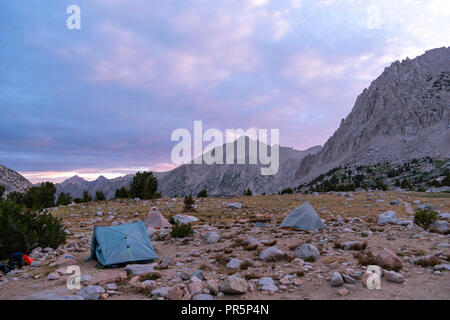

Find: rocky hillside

[157,137,321,197]
[294,47,450,186]
[297,157,450,193]
[0,164,33,194]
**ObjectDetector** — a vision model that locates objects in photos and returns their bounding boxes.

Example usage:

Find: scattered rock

[203,232,220,244]
[294,244,320,260]
[76,285,105,300]
[383,270,404,283]
[330,272,344,287]
[124,264,155,275]
[173,214,199,225]
[428,220,449,234]
[258,247,286,262]
[220,276,248,294]
[47,272,60,281]
[377,211,398,225]
[375,248,403,271]
[151,287,172,298]
[168,286,184,300]
[226,258,243,269]
[192,294,214,300]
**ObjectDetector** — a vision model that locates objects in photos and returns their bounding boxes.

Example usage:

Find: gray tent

[279,202,325,231]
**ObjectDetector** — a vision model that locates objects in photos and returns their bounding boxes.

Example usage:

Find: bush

[280,187,293,195]
[22,182,56,210]
[414,209,438,229]
[0,185,5,199]
[129,171,158,199]
[56,192,72,206]
[197,189,208,198]
[82,190,93,203]
[7,191,25,204]
[170,222,193,238]
[115,187,129,199]
[184,195,195,211]
[244,188,253,196]
[0,201,66,259]
[95,190,106,201]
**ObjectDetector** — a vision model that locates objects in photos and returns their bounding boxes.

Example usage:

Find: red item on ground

[23,254,34,265]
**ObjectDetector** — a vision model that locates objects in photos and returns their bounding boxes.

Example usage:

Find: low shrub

[414,209,438,229]
[197,189,208,198]
[170,222,193,238]
[0,201,67,259]
[184,195,195,211]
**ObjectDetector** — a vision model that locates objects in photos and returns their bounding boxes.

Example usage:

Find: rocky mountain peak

[0,164,33,194]
[294,47,450,185]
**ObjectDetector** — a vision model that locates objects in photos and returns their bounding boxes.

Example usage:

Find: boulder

[377,211,398,225]
[220,276,247,294]
[203,232,220,244]
[168,286,184,300]
[375,248,403,271]
[258,247,285,262]
[47,272,60,281]
[76,285,105,300]
[383,270,404,283]
[294,244,320,260]
[124,264,155,275]
[226,258,243,269]
[172,214,199,225]
[428,220,449,234]
[151,287,172,298]
[330,272,344,287]
[205,279,219,295]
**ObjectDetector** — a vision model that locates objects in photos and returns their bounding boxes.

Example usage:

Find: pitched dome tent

[279,202,325,231]
[147,206,172,229]
[87,221,158,267]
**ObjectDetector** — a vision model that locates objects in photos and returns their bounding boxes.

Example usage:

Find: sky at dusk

[1,0,450,183]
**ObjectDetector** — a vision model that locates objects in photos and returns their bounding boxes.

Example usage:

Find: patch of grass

[415,256,440,267]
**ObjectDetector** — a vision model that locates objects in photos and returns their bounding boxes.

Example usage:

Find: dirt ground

[1,191,449,300]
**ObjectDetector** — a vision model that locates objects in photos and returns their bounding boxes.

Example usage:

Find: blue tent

[88,220,158,267]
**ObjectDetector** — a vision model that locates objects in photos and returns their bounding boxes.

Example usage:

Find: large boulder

[294,244,320,260]
[172,214,199,225]
[258,247,285,262]
[203,232,220,244]
[226,258,243,269]
[375,248,403,271]
[428,220,449,234]
[377,211,398,225]
[220,276,247,294]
